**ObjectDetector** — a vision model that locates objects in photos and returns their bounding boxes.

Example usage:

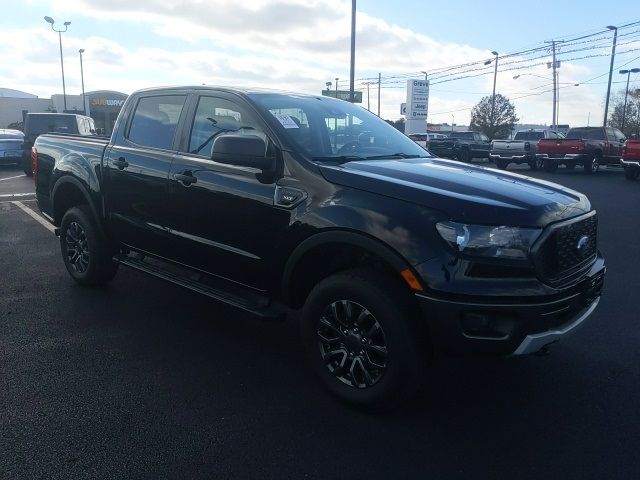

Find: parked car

[33,86,605,409]
[407,132,447,149]
[536,126,626,173]
[21,113,97,176]
[490,129,563,170]
[0,129,24,167]
[620,139,640,180]
[428,131,491,162]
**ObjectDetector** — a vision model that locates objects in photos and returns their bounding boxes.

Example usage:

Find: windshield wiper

[364,153,429,159]
[311,155,367,164]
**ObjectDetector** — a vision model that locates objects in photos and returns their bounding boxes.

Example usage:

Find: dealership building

[0,88,127,134]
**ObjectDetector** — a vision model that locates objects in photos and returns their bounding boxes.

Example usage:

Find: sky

[2,0,640,126]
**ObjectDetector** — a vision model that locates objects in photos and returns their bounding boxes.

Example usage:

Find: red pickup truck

[536,126,626,174]
[621,139,640,180]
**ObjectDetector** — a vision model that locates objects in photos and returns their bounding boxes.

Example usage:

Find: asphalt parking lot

[1,163,639,480]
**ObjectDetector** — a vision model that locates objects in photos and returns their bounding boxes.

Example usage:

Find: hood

[318,157,591,227]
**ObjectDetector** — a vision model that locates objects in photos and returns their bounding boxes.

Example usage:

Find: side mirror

[212,134,271,170]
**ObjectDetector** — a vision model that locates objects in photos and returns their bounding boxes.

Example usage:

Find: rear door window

[127,95,186,150]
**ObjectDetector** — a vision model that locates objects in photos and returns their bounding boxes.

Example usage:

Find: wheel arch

[282,230,420,309]
[52,176,103,233]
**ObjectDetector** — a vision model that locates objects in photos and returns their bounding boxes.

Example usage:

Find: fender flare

[51,175,104,234]
[281,230,413,304]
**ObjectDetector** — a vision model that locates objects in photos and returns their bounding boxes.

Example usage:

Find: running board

[113,254,285,321]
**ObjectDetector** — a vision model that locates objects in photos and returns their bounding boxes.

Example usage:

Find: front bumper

[415,255,605,356]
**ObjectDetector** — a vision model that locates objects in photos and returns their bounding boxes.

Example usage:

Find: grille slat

[536,214,597,287]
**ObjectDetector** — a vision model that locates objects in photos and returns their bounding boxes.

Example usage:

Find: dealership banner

[405,79,429,119]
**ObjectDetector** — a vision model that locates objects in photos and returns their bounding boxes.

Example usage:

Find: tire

[496,159,509,170]
[60,205,118,286]
[543,159,558,173]
[457,149,470,163]
[584,155,600,174]
[301,268,429,410]
[625,166,640,180]
[529,158,542,171]
[22,157,33,177]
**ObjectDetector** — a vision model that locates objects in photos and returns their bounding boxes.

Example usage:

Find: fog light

[461,313,510,340]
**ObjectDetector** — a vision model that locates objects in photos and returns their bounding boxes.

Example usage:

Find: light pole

[79,49,86,115]
[44,16,71,112]
[349,0,356,103]
[484,51,499,136]
[603,25,618,126]
[619,68,640,133]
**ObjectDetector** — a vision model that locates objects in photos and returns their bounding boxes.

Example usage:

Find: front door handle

[112,157,128,170]
[174,172,197,186]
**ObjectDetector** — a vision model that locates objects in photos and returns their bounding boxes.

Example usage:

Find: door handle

[112,157,128,170]
[174,172,197,185]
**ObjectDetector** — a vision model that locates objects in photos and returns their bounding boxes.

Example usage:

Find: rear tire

[60,205,118,286]
[543,159,558,172]
[496,159,509,170]
[457,149,470,163]
[529,158,542,171]
[584,155,600,174]
[625,166,640,180]
[301,268,429,410]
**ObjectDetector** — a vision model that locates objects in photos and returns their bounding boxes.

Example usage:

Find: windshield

[514,131,545,141]
[566,128,604,140]
[249,93,430,160]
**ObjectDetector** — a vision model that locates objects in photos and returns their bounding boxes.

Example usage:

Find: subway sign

[91,98,125,108]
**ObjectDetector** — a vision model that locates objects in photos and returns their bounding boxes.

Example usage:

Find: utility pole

[365,82,371,111]
[377,72,381,117]
[544,40,562,129]
[79,49,86,115]
[490,52,498,131]
[603,26,618,127]
[619,68,640,133]
[349,0,356,103]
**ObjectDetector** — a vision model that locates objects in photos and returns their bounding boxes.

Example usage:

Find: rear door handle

[174,172,197,185]
[112,157,128,170]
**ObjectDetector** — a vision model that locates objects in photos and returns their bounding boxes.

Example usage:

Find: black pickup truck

[33,86,605,409]
[427,131,491,162]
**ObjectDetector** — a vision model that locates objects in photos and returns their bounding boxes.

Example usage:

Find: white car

[408,132,447,149]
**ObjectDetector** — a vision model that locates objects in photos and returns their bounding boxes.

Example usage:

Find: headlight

[436,221,541,260]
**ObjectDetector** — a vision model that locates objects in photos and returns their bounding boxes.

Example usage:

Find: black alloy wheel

[65,221,90,274]
[317,300,388,389]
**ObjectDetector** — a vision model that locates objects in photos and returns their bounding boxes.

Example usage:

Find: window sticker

[272,113,300,129]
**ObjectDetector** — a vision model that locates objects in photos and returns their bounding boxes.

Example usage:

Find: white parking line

[0,174,26,182]
[11,201,56,234]
[0,192,35,198]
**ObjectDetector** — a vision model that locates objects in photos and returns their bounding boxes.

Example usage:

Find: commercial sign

[321,89,363,103]
[91,98,125,108]
[405,79,429,119]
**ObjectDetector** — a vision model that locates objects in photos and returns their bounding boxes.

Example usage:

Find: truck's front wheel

[60,205,118,286]
[301,269,429,410]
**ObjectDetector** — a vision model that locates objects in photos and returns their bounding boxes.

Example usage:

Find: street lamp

[484,51,499,137]
[619,68,640,132]
[349,0,356,103]
[79,49,86,115]
[603,25,618,126]
[44,16,71,111]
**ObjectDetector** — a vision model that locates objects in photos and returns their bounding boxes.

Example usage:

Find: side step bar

[113,254,286,321]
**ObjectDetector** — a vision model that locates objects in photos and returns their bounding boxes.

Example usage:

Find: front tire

[457,149,471,163]
[301,269,429,410]
[60,205,118,286]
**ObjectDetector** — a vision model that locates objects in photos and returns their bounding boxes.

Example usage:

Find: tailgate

[492,141,525,154]
[538,139,582,156]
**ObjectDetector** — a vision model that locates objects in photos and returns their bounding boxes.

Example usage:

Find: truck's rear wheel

[529,158,543,170]
[624,166,639,180]
[584,155,600,174]
[496,158,509,170]
[301,269,429,410]
[60,205,118,286]
[543,159,558,172]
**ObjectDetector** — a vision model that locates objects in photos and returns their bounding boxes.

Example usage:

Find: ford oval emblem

[576,235,590,253]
